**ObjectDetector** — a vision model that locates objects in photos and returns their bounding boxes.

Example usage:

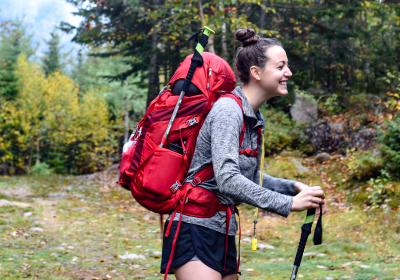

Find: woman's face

[256,46,292,98]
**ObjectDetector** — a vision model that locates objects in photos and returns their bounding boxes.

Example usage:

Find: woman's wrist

[294,182,309,194]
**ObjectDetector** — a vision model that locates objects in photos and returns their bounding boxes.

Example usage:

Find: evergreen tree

[42,32,62,75]
[0,19,36,100]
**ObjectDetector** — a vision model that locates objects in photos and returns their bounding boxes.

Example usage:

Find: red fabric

[169,52,236,97]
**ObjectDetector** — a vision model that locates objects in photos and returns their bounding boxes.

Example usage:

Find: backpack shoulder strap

[222,93,245,147]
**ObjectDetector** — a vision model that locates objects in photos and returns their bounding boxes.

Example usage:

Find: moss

[388,194,400,208]
[349,188,370,205]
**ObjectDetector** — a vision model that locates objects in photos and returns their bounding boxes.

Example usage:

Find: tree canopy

[60,0,399,105]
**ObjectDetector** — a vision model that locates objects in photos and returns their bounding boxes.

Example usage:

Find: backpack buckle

[186,117,198,127]
[192,177,201,186]
[170,181,182,193]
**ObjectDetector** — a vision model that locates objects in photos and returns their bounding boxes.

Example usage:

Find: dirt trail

[32,198,64,232]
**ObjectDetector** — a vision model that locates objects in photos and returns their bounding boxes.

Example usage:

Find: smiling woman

[161,27,327,280]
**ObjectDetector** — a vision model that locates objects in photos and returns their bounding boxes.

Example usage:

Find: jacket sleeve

[209,97,293,218]
[252,170,297,197]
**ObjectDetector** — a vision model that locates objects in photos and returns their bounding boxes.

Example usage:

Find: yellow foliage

[0,56,114,174]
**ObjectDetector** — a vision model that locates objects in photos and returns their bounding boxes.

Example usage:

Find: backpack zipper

[207,68,212,90]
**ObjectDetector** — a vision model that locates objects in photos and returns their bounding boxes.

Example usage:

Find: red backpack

[118,51,239,213]
[118,52,260,277]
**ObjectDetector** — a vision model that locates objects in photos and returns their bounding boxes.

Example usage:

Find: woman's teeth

[279,81,287,85]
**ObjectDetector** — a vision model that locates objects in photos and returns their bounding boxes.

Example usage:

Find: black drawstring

[186,28,204,50]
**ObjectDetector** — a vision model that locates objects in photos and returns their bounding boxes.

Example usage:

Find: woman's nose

[285,67,293,77]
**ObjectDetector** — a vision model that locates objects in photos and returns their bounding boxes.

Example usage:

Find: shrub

[347,150,383,181]
[367,169,391,206]
[29,163,54,176]
[318,93,346,115]
[378,116,400,177]
[262,108,312,155]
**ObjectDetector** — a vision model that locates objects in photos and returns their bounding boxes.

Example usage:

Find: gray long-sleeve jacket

[169,86,297,235]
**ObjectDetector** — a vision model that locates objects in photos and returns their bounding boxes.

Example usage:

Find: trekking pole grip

[294,224,311,266]
[290,208,315,280]
[195,26,215,55]
[182,26,215,93]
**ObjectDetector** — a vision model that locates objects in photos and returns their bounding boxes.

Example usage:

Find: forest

[1,0,399,177]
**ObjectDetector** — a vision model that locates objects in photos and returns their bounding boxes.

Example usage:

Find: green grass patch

[1,160,400,279]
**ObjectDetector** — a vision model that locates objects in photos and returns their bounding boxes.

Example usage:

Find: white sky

[0,0,83,57]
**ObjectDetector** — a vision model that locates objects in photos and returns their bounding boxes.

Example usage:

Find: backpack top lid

[169,52,236,96]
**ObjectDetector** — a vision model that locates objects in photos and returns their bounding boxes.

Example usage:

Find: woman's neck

[241,82,271,113]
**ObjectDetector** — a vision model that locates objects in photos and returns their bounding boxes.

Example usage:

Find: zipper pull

[207,68,212,90]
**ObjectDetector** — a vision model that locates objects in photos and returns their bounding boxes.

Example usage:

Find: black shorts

[160,221,237,276]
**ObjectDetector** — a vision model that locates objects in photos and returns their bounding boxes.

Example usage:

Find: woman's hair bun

[234,28,260,47]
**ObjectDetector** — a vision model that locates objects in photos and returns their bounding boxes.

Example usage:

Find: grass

[0,153,399,279]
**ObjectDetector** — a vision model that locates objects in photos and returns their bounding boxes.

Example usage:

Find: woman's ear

[250,66,261,81]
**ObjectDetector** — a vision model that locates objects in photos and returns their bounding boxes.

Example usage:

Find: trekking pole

[290,205,322,280]
[160,26,215,148]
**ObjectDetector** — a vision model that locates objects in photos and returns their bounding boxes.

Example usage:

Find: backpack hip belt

[163,174,242,277]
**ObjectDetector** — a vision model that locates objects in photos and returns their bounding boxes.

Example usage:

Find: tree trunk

[330,41,337,93]
[124,92,130,144]
[170,44,180,80]
[198,0,205,24]
[220,3,227,59]
[198,0,215,54]
[260,2,267,31]
[146,26,159,108]
[28,142,34,170]
[208,34,216,54]
[35,137,40,165]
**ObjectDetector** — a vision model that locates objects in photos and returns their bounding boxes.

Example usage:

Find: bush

[378,116,400,177]
[262,108,311,155]
[318,93,346,115]
[29,163,54,176]
[347,150,383,181]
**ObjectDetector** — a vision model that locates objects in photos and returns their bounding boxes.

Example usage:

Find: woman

[161,27,328,280]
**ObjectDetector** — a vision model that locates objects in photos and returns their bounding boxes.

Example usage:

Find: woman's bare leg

[222,274,238,280]
[174,260,222,280]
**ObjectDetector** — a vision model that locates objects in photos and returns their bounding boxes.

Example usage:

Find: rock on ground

[290,92,318,125]
[0,199,33,208]
[316,152,332,163]
[118,254,146,260]
[290,158,310,172]
[0,187,33,198]
[30,227,44,232]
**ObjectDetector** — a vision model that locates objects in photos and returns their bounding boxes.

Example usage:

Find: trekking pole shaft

[290,265,299,280]
[160,90,186,148]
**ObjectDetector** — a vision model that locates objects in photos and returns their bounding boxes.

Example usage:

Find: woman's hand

[291,184,328,215]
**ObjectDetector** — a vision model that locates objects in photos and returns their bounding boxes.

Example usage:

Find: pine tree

[42,32,61,76]
[0,19,36,100]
